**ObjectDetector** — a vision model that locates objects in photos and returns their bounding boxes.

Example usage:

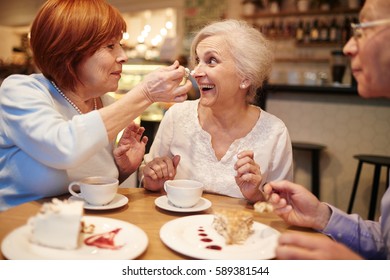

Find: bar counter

[265,83,358,95]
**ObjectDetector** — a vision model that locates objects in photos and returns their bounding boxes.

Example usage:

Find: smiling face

[343,0,390,98]
[192,35,244,108]
[76,37,128,96]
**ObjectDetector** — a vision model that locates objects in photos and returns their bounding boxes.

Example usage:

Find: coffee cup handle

[68,182,82,198]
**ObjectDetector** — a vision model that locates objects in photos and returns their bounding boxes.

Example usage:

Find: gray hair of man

[190,19,274,103]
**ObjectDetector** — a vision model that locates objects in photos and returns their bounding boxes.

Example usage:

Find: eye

[354,28,364,39]
[207,57,218,65]
[107,44,115,50]
[195,57,200,65]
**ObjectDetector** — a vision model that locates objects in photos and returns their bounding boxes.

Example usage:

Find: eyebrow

[359,6,375,22]
[203,50,219,56]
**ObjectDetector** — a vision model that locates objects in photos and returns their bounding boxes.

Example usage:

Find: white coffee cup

[68,176,118,206]
[164,179,204,208]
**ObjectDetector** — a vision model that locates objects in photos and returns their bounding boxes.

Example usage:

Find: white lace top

[144,100,293,199]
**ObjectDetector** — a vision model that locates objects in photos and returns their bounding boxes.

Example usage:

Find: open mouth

[199,84,215,92]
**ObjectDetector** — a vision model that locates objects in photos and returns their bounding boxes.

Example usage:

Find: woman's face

[192,35,243,108]
[77,38,127,96]
[343,0,390,98]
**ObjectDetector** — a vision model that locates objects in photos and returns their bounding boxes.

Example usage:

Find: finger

[239,173,261,184]
[273,204,292,215]
[137,126,145,135]
[145,162,166,180]
[165,60,180,71]
[144,166,158,180]
[168,64,187,81]
[237,150,254,159]
[134,126,145,141]
[236,162,259,176]
[279,233,328,250]
[235,156,254,169]
[154,157,177,178]
[173,81,192,99]
[172,155,181,168]
[268,180,300,193]
[174,93,189,102]
[276,244,317,260]
[113,144,130,157]
[164,157,178,178]
[151,162,169,178]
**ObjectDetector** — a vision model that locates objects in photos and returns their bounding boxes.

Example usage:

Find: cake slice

[28,198,84,250]
[212,209,253,245]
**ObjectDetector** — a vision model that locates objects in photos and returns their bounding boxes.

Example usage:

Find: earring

[240,83,246,89]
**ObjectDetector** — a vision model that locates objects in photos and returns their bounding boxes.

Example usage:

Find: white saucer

[68,193,128,210]
[155,195,211,212]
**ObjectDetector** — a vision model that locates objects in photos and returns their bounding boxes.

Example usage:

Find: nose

[343,37,358,57]
[117,47,128,64]
[192,64,206,78]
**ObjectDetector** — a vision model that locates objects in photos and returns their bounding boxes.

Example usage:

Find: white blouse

[144,100,293,199]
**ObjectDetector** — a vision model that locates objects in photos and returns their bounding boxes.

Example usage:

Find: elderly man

[265,0,390,260]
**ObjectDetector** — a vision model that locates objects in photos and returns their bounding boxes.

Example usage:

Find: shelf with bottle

[275,57,329,63]
[242,7,360,19]
[256,15,357,47]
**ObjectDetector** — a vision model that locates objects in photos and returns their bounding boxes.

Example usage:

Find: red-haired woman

[0,0,191,211]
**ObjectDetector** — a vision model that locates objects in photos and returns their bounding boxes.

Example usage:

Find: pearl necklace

[50,81,97,115]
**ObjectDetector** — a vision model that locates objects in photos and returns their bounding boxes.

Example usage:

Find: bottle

[295,20,304,42]
[310,19,320,42]
[303,21,311,44]
[329,18,340,43]
[268,20,277,38]
[319,20,329,42]
[341,17,351,44]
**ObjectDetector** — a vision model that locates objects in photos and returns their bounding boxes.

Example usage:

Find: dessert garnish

[84,228,124,250]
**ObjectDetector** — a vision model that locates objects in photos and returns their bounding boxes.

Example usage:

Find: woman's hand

[114,122,148,182]
[143,155,181,191]
[264,180,331,230]
[139,61,192,103]
[276,232,363,260]
[234,150,264,203]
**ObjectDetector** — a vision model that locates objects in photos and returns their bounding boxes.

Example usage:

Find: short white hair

[190,19,274,101]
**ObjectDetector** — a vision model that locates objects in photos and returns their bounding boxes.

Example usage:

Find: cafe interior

[0,0,390,260]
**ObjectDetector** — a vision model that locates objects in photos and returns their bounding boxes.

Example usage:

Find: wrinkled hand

[234,150,264,203]
[114,122,148,181]
[140,61,192,103]
[276,232,363,260]
[263,180,331,230]
[143,155,181,191]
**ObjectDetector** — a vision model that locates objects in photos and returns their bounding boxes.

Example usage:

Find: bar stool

[348,154,390,220]
[292,141,326,199]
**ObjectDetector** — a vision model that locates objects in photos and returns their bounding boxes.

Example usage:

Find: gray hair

[190,19,274,101]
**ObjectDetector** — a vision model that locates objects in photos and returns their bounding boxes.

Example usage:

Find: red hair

[30,0,126,91]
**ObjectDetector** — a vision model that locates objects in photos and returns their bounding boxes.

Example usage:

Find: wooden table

[0,188,322,260]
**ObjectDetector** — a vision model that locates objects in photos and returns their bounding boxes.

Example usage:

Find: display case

[108,59,170,120]
[114,59,169,93]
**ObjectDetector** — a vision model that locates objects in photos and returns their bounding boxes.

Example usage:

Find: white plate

[155,195,211,212]
[160,214,280,259]
[1,216,148,260]
[69,193,128,210]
